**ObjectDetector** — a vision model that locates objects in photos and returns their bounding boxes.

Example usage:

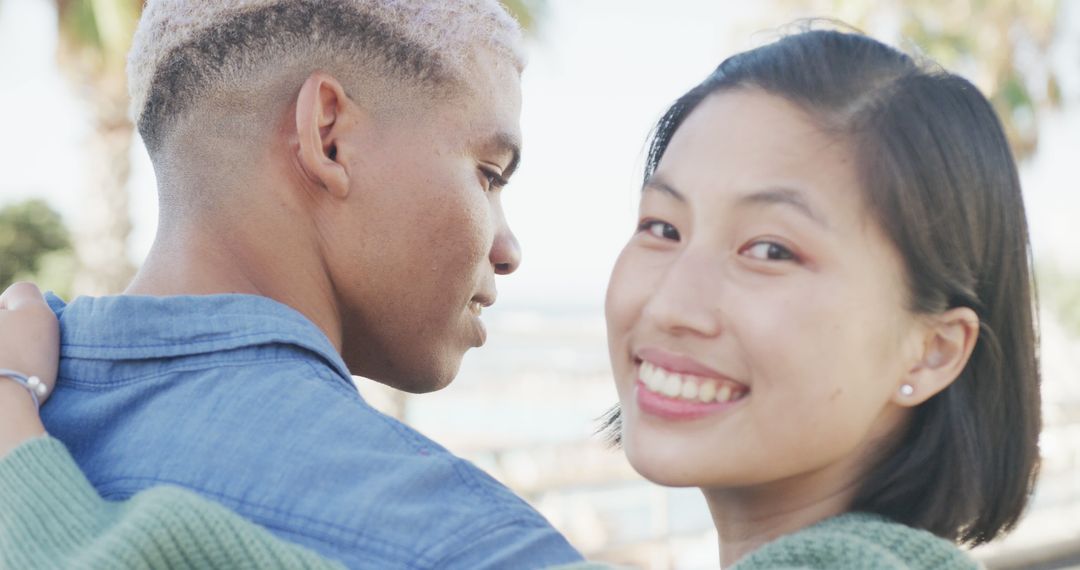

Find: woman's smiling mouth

[635,359,749,420]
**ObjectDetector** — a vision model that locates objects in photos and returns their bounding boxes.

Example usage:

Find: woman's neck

[704,462,864,567]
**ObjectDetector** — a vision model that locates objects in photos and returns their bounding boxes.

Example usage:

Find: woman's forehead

[655,90,863,221]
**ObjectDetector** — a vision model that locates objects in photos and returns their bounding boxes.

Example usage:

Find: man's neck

[126,221,344,354]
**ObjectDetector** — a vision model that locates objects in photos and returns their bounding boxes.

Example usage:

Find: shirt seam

[360,403,514,511]
[301,359,360,400]
[428,512,563,567]
[61,328,317,351]
[56,357,309,390]
[353,402,518,510]
[57,355,356,395]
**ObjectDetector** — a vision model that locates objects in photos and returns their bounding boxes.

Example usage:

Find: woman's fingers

[0,282,59,405]
[0,282,47,311]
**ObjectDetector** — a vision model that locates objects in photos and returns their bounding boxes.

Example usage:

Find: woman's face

[605,88,925,491]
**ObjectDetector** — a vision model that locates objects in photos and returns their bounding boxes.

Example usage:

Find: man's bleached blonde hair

[128,0,525,153]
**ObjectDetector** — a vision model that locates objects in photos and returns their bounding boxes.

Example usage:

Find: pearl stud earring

[899,384,915,397]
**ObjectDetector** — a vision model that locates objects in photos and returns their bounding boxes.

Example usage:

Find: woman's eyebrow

[737,187,830,229]
[644,177,828,228]
[642,176,686,202]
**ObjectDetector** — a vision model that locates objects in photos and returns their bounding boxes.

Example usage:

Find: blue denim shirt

[41,294,582,569]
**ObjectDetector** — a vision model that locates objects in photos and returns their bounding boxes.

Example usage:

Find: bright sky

[1,0,1078,314]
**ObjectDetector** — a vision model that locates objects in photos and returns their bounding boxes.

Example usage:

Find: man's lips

[467,294,495,346]
[468,293,496,317]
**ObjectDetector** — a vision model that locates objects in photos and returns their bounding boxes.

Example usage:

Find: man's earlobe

[894,307,980,407]
[295,72,351,198]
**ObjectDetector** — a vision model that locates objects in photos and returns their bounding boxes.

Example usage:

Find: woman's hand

[0,282,59,458]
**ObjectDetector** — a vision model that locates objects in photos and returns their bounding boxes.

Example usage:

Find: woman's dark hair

[604,27,1041,546]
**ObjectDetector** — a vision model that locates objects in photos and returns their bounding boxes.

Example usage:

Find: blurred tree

[0,200,74,295]
[54,0,142,296]
[771,0,1061,159]
[501,0,550,36]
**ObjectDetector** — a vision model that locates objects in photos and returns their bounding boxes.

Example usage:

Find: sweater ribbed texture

[0,437,344,570]
[730,512,982,569]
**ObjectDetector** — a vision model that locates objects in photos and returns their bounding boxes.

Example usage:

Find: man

[41,1,583,568]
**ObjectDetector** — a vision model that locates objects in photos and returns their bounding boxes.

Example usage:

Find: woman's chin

[624,432,723,488]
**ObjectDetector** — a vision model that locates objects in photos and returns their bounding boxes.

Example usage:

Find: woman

[1,29,1038,569]
[601,27,1037,567]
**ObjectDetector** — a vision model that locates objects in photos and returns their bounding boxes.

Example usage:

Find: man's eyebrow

[737,187,829,228]
[642,176,687,202]
[486,131,521,179]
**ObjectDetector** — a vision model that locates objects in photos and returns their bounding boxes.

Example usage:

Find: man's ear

[894,307,980,406]
[295,72,354,198]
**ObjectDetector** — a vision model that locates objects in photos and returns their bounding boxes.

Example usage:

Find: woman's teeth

[639,360,747,403]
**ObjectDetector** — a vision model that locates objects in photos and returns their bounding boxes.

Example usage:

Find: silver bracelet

[0,369,48,410]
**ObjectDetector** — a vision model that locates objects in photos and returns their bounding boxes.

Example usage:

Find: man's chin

[394,376,453,394]
[382,359,463,394]
[343,342,467,394]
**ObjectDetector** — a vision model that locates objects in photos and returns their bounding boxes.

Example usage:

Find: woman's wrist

[0,381,46,459]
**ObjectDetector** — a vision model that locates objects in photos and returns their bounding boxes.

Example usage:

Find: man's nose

[491,219,521,275]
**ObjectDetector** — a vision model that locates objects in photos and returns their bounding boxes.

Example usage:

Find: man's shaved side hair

[128,0,525,155]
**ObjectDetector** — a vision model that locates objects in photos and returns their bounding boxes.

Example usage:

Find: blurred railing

[359,307,1080,569]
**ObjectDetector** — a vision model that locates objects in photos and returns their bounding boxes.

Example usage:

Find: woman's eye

[741,240,797,262]
[637,220,680,241]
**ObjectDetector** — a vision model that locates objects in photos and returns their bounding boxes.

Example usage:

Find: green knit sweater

[0,437,980,570]
[0,437,342,570]
[729,513,982,570]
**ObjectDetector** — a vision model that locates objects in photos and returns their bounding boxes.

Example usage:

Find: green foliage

[779,0,1062,160]
[56,0,143,79]
[500,0,549,35]
[897,0,1059,159]
[0,200,74,296]
[59,0,103,50]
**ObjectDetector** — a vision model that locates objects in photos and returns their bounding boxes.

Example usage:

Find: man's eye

[741,240,797,262]
[480,169,509,191]
[637,220,680,241]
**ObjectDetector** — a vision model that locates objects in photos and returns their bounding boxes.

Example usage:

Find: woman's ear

[294,72,353,198]
[894,307,980,406]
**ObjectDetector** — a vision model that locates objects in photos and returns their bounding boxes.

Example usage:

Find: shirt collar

[46,293,353,386]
